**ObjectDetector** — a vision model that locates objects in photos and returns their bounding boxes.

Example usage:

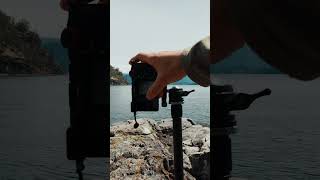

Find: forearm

[181,36,210,87]
[212,0,245,63]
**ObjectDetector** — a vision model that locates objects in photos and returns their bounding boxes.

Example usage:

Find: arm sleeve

[181,36,210,87]
[226,0,320,81]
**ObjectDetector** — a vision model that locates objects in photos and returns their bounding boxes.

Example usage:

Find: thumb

[129,53,154,65]
[146,76,166,100]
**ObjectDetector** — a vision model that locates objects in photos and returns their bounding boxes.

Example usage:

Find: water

[110,85,210,125]
[1,75,320,179]
[0,76,107,180]
[213,74,320,180]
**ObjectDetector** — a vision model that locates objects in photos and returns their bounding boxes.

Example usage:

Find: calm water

[1,75,320,179]
[110,85,210,125]
[0,76,107,180]
[213,75,320,180]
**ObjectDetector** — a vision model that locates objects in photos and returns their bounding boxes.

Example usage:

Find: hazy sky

[111,0,210,72]
[0,0,68,38]
[0,0,210,73]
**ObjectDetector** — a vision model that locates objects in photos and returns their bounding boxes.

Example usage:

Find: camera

[62,4,108,161]
[129,63,195,178]
[130,63,159,112]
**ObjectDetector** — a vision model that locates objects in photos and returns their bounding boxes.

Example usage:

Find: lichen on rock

[110,118,210,180]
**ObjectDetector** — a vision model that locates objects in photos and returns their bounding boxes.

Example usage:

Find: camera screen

[139,81,153,95]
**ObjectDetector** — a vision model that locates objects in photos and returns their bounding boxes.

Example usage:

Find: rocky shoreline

[110,65,128,85]
[110,118,210,180]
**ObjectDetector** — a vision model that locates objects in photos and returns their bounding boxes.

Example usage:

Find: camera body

[62,4,108,160]
[130,63,159,112]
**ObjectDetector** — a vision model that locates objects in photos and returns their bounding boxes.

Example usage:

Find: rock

[110,118,210,180]
[110,65,129,85]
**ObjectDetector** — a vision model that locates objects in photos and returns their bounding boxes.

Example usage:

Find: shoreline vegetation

[0,9,281,85]
[110,65,129,85]
[0,10,63,75]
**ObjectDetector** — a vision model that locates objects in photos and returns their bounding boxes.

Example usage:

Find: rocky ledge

[110,118,210,180]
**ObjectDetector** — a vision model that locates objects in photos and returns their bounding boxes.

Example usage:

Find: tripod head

[168,87,195,104]
[212,85,271,111]
[129,67,194,179]
[212,85,271,130]
[211,84,271,179]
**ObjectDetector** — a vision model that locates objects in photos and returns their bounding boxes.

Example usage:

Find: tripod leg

[76,159,85,180]
[212,135,232,180]
[172,104,184,180]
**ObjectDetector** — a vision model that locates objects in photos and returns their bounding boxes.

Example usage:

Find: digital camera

[130,63,159,112]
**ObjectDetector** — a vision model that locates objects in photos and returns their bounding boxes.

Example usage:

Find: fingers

[129,53,155,65]
[146,76,166,100]
[129,53,146,64]
[60,0,69,11]
[129,52,165,100]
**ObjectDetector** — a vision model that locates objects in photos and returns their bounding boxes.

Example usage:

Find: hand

[129,51,186,100]
[60,0,70,11]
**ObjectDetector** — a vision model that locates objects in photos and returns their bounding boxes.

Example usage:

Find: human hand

[129,51,186,100]
[60,0,71,11]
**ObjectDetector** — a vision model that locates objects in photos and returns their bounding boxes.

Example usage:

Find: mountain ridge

[110,65,128,85]
[41,38,281,75]
[0,10,63,74]
[40,39,282,85]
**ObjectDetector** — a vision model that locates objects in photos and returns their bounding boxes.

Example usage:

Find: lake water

[0,75,320,179]
[110,85,210,125]
[0,76,107,180]
[213,75,320,180]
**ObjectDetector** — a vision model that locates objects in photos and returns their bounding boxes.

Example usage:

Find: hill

[41,38,128,85]
[41,38,69,72]
[0,10,63,74]
[41,39,281,76]
[110,65,128,85]
[211,45,281,74]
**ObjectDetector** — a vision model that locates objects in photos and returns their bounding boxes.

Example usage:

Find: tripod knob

[181,89,195,96]
[168,87,195,104]
[227,88,271,111]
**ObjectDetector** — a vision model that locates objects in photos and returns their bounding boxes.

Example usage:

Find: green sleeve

[181,36,210,87]
[227,0,320,80]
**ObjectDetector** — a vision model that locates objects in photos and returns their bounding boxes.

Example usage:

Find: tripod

[168,87,194,180]
[211,85,271,179]
[132,86,194,179]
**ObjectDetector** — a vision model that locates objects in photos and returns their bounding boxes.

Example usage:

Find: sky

[0,0,69,38]
[0,0,210,73]
[111,0,210,73]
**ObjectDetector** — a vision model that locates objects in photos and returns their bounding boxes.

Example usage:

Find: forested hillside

[110,65,128,85]
[0,10,62,74]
